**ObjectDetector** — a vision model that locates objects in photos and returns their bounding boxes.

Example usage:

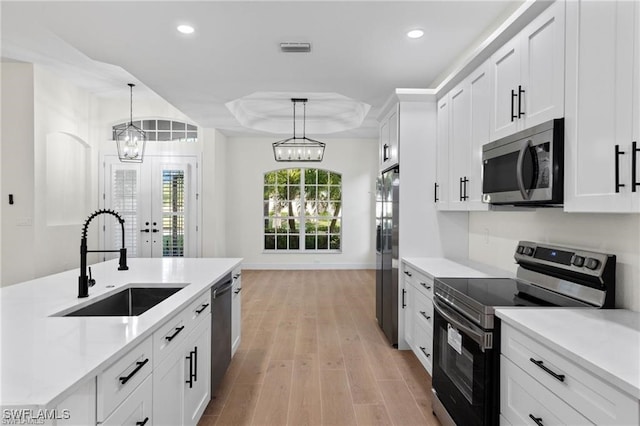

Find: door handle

[615,145,626,193]
[632,141,639,192]
[434,182,439,203]
[140,229,150,233]
[516,139,535,200]
[401,288,406,309]
[511,89,518,121]
[517,85,525,118]
[151,229,159,233]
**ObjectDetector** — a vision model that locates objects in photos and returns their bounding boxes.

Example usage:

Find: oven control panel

[514,241,614,278]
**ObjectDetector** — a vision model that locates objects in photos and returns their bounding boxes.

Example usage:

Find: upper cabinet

[564,0,640,212]
[379,106,399,170]
[490,1,565,141]
[436,60,491,211]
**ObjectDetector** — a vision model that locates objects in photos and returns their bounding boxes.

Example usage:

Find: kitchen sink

[57,286,186,317]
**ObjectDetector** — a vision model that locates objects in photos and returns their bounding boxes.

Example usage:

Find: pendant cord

[128,83,135,125]
[303,101,306,138]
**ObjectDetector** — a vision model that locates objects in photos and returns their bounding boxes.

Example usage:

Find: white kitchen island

[0,257,241,424]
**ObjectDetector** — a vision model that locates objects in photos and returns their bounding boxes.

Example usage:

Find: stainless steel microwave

[482,118,564,206]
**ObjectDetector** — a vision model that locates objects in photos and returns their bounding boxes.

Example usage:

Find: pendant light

[272,98,325,162]
[115,83,146,163]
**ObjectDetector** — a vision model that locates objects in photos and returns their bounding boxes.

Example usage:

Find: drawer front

[501,356,592,426]
[184,290,211,329]
[413,287,434,332]
[412,320,433,374]
[98,336,153,421]
[402,264,434,300]
[502,324,639,425]
[153,310,188,367]
[102,374,152,426]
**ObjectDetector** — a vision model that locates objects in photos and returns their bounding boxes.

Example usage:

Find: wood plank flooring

[198,270,441,426]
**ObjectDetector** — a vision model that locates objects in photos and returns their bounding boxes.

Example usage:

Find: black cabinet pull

[529,358,565,382]
[186,351,194,388]
[419,346,431,358]
[528,414,544,426]
[136,417,149,426]
[420,282,431,290]
[233,273,242,280]
[459,177,464,201]
[140,229,150,233]
[402,289,407,309]
[615,145,626,193]
[404,271,412,277]
[119,358,149,385]
[383,144,390,161]
[632,141,639,192]
[419,311,431,321]
[151,228,159,233]
[193,346,198,382]
[234,287,242,294]
[434,182,439,203]
[518,85,526,118]
[195,304,209,314]
[165,326,185,342]
[462,177,469,201]
[511,89,518,121]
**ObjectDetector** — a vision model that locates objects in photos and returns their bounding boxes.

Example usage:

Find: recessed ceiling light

[177,25,195,34]
[407,29,424,39]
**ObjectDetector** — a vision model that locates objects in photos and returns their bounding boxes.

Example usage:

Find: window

[112,119,198,142]
[264,168,342,251]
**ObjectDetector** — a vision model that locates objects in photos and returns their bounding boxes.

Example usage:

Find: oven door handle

[516,139,534,200]
[433,296,492,351]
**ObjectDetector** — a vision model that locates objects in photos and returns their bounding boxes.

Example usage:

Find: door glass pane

[162,170,185,257]
[112,168,138,257]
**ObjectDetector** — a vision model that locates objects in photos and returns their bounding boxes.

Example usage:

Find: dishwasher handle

[212,279,233,299]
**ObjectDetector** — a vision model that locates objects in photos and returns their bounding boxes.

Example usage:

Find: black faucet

[79,209,129,298]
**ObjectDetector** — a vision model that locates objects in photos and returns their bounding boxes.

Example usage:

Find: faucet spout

[79,209,129,298]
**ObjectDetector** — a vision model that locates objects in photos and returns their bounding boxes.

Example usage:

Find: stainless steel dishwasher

[210,273,233,394]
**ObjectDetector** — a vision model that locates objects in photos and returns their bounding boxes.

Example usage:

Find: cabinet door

[153,343,185,426]
[388,107,399,167]
[520,1,565,129]
[379,119,390,169]
[183,317,211,426]
[435,96,451,210]
[490,36,521,141]
[564,0,638,212]
[448,83,471,211]
[467,62,492,210]
[231,269,242,356]
[102,375,152,426]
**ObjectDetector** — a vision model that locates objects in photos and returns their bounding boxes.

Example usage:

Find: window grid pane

[112,119,198,143]
[264,168,341,252]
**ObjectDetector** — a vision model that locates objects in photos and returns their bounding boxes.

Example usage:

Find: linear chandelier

[272,98,325,162]
[115,83,146,163]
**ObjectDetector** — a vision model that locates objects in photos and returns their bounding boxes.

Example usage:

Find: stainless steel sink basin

[61,286,185,317]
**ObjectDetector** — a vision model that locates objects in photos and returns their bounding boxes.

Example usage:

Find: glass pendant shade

[116,84,146,163]
[273,98,325,162]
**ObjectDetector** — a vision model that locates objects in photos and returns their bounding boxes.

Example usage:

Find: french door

[102,155,199,258]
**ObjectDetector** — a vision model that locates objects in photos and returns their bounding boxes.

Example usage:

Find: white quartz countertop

[496,308,640,399]
[402,257,513,279]
[0,257,242,408]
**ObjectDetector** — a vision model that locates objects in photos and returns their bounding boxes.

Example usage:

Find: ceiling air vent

[280,42,311,53]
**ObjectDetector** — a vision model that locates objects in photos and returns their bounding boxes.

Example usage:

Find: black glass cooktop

[435,277,557,308]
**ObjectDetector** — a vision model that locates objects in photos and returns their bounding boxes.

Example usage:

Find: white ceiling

[1,1,524,139]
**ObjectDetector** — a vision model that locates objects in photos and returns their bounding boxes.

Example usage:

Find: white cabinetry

[401,263,434,374]
[500,323,640,426]
[564,0,640,212]
[50,378,96,426]
[435,97,450,209]
[490,1,565,141]
[438,60,492,211]
[153,291,211,426]
[101,375,152,426]
[231,268,242,356]
[97,337,153,423]
[379,105,399,170]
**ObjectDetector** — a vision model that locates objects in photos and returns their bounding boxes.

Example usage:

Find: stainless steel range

[431,241,616,426]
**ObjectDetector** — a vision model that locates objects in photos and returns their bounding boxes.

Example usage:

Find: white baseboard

[241,263,375,270]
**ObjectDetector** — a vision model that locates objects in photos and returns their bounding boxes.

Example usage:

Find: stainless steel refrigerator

[375,167,399,347]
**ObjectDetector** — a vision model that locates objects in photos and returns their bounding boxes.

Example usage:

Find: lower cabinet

[500,323,640,425]
[153,313,211,426]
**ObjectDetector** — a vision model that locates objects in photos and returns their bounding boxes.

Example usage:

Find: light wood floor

[198,270,441,426]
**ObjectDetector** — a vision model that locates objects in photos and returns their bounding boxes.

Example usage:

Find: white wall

[225,136,378,269]
[201,128,227,257]
[1,63,36,285]
[469,210,640,311]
